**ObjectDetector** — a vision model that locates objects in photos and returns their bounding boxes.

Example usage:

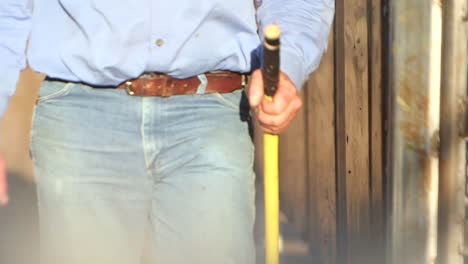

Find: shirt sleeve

[256,0,334,90]
[0,0,33,118]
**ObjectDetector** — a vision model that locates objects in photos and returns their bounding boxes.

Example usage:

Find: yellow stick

[262,24,281,264]
[264,132,279,264]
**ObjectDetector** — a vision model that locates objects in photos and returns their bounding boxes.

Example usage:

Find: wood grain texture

[306,29,337,264]
[279,88,308,234]
[334,1,348,262]
[369,0,384,261]
[343,0,372,262]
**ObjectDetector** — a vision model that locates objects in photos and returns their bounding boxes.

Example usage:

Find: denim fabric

[30,80,256,264]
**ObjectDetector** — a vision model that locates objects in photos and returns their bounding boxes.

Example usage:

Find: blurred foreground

[0,172,316,264]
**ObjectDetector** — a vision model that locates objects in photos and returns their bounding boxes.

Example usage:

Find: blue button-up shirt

[0,0,334,117]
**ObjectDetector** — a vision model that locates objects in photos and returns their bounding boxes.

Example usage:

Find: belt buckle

[125,81,135,95]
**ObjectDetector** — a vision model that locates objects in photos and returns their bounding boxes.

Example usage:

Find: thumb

[247,69,264,108]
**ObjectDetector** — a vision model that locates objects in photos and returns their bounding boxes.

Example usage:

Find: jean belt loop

[196,74,208,95]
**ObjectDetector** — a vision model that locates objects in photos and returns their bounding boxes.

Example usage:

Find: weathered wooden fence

[256,1,386,263]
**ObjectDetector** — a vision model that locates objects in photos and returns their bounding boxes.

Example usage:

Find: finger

[258,114,293,134]
[258,104,291,129]
[0,156,9,206]
[258,108,297,134]
[257,98,302,133]
[258,95,302,127]
[261,75,297,115]
[246,69,264,108]
[256,116,282,135]
[261,126,279,135]
[260,91,290,115]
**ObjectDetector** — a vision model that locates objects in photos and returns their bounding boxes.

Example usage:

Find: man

[0,0,334,263]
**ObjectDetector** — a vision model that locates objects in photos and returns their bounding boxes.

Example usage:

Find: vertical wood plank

[387,1,442,263]
[307,29,336,264]
[344,0,371,262]
[334,0,348,262]
[437,0,468,263]
[369,0,384,261]
[279,88,307,234]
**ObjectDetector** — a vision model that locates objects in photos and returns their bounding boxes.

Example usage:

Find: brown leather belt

[118,71,246,96]
[45,71,247,97]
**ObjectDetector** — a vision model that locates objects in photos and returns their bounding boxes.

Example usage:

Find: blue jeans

[30,79,256,264]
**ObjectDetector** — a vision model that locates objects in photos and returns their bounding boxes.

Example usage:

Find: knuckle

[270,118,281,127]
[270,127,281,134]
[257,111,270,124]
[272,104,282,115]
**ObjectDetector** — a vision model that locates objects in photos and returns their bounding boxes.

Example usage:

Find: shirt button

[155,39,164,47]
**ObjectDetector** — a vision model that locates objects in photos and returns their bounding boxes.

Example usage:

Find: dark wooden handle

[262,25,281,97]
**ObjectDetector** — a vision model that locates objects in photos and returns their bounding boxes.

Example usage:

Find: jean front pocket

[212,89,250,113]
[36,80,75,104]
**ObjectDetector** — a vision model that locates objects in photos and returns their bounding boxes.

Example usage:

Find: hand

[247,69,303,134]
[0,154,9,206]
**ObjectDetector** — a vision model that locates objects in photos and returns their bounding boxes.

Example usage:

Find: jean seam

[141,98,152,183]
[37,82,74,103]
[213,92,240,110]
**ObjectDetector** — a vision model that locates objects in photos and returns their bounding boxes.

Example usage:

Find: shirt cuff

[280,47,306,91]
[0,66,21,119]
